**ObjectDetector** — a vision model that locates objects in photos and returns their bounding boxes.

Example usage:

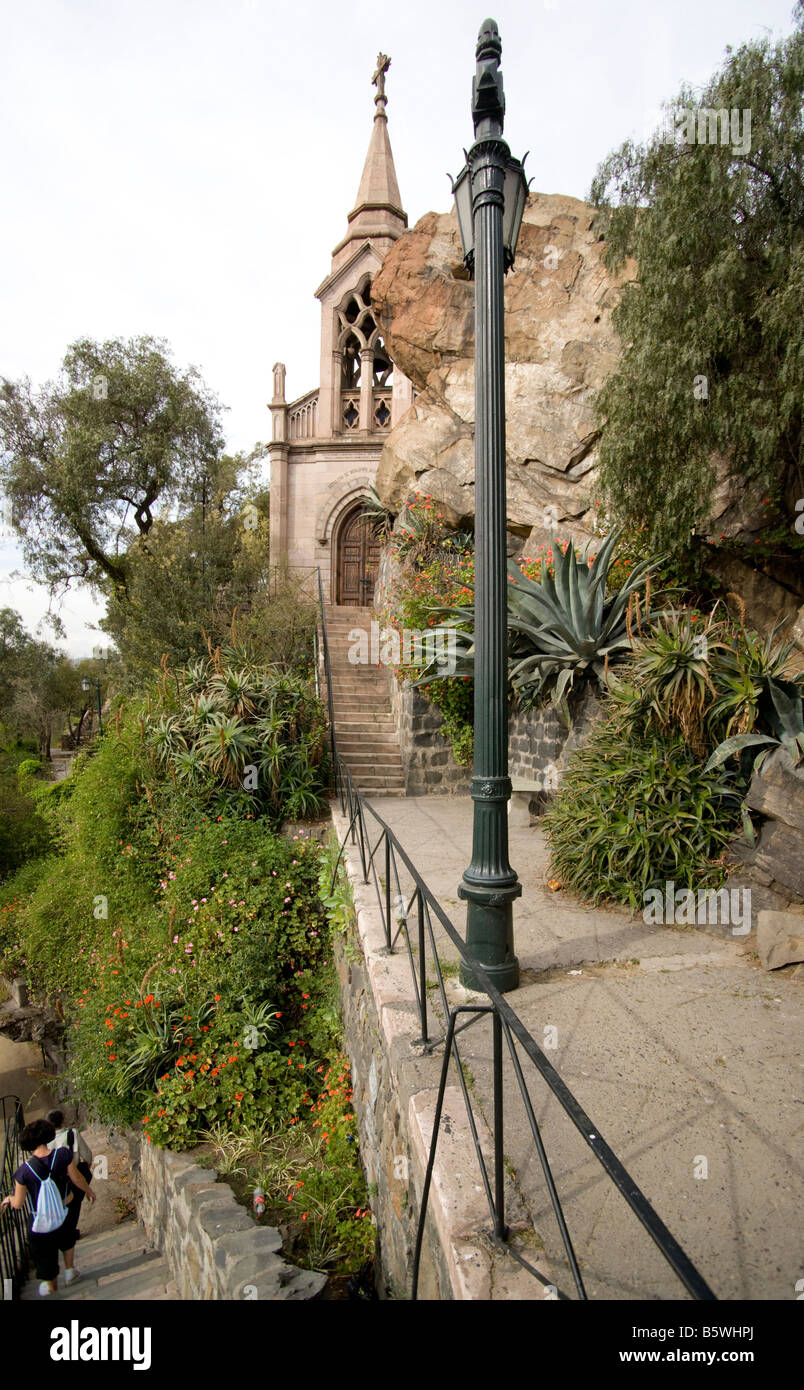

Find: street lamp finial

[472,18,504,137]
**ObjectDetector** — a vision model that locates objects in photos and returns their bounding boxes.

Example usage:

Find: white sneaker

[38,1281,53,1297]
[64,1269,80,1285]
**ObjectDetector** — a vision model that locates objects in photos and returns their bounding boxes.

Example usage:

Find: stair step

[76,1243,155,1279]
[340,756,400,767]
[72,1220,140,1251]
[351,774,406,786]
[97,1251,166,1290]
[336,739,397,750]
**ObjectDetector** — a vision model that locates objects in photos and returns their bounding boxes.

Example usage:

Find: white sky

[0,0,797,655]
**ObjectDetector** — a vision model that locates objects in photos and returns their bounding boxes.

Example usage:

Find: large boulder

[372,193,636,548]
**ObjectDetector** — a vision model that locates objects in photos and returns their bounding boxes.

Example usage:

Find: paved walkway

[356,795,803,1301]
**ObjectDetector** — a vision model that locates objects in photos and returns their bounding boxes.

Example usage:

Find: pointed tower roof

[331,53,407,265]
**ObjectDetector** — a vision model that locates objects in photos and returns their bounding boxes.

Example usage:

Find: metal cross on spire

[372,52,391,101]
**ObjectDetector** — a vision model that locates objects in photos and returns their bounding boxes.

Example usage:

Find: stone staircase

[20,1221,176,1301]
[324,605,406,795]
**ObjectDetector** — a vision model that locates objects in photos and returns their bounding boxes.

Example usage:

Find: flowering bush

[62,814,338,1143]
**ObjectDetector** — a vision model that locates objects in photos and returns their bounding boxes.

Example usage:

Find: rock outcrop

[724,747,804,941]
[372,192,636,552]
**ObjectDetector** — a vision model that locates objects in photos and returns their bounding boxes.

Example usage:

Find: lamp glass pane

[502,160,528,261]
[453,165,473,259]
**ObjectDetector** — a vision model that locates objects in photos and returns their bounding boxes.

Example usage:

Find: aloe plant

[705,678,804,774]
[143,650,329,822]
[421,529,661,716]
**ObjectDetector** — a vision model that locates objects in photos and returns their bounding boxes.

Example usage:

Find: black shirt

[13,1146,72,1214]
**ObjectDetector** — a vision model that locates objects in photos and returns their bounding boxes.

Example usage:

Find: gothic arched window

[336,279,394,434]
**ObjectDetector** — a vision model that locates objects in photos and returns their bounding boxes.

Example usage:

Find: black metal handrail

[1,1096,31,1299]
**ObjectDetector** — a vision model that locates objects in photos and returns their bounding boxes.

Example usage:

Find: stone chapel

[268,55,413,606]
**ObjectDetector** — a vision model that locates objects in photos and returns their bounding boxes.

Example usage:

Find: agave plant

[420,530,661,718]
[207,666,262,717]
[360,484,394,539]
[143,649,328,821]
[147,714,188,764]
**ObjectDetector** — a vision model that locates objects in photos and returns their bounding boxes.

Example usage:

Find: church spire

[331,52,407,261]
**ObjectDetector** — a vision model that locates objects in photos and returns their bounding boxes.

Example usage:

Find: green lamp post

[452,19,529,993]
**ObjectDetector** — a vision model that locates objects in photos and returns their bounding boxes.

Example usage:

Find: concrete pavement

[348,794,803,1301]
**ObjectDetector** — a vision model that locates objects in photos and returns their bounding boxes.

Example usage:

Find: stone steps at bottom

[20,1223,175,1301]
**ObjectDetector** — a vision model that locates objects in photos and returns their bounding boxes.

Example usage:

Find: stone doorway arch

[335,502,380,607]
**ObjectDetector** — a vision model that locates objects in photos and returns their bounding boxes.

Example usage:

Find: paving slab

[349,794,803,1301]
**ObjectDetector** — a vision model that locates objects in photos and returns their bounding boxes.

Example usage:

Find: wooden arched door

[337,505,380,606]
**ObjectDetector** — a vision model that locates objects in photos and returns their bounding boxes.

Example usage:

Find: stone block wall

[389,674,470,795]
[389,670,604,802]
[136,1139,326,1301]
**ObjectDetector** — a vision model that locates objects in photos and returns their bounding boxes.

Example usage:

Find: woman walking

[46,1108,94,1243]
[1,1117,96,1296]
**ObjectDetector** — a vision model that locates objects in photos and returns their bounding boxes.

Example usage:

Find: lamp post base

[458,881,521,993]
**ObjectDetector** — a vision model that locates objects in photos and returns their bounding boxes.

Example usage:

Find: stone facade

[389,675,469,795]
[137,1138,326,1301]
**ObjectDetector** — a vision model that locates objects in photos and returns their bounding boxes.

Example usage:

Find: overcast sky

[0,0,797,655]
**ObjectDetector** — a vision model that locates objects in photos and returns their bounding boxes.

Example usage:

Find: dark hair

[46,1109,64,1128]
[20,1119,56,1151]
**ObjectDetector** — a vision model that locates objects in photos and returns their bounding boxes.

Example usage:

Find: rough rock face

[724,748,804,934]
[372,193,636,551]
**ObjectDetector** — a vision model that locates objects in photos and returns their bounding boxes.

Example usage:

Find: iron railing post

[492,1010,506,1240]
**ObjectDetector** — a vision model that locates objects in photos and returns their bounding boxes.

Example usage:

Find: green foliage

[360,485,394,540]
[590,13,804,554]
[200,1052,374,1274]
[419,677,474,765]
[547,601,804,908]
[616,609,804,771]
[0,742,53,882]
[0,335,224,600]
[139,650,329,824]
[544,721,744,910]
[424,531,659,720]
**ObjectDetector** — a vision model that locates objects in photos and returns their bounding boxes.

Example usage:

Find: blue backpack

[26,1151,68,1234]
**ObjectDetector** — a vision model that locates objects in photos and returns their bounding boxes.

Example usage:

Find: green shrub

[544,719,744,911]
[420,676,474,765]
[140,651,329,824]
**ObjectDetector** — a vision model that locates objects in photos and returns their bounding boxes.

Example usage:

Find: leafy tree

[0,336,224,601]
[589,5,803,556]
[0,607,29,707]
[0,609,111,757]
[97,460,273,686]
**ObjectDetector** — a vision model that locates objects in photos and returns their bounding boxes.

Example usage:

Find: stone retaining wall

[390,671,603,802]
[136,1138,326,1301]
[331,804,541,1301]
